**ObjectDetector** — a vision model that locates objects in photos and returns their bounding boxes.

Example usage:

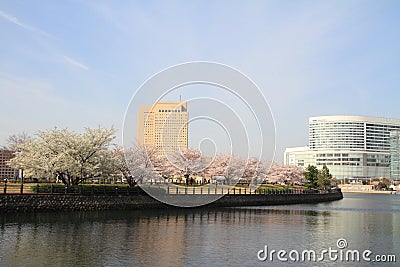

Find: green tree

[304,165,318,189]
[317,164,333,190]
[381,178,391,187]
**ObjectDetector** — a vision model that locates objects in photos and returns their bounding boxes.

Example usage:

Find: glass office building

[285,116,400,179]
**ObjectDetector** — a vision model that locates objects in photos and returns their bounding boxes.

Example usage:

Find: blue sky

[1,1,400,162]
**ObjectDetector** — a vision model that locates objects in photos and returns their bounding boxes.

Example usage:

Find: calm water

[0,193,399,266]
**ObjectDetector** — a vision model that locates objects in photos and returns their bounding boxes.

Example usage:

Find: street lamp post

[184,173,189,186]
[184,164,190,187]
[3,178,7,194]
[20,169,24,194]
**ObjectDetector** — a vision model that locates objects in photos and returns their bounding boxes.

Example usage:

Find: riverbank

[341,190,393,194]
[339,184,398,194]
[0,190,343,213]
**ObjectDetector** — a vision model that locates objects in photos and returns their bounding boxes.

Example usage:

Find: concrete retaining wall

[0,190,343,213]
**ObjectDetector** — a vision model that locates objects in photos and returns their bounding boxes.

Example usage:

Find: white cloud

[0,10,53,38]
[63,56,90,71]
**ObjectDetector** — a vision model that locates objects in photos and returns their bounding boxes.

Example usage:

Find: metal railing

[162,186,327,195]
[0,182,336,196]
[0,183,146,196]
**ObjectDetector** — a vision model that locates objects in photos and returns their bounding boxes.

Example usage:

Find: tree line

[5,127,332,189]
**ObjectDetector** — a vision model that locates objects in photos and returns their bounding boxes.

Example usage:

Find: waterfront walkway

[1,182,327,196]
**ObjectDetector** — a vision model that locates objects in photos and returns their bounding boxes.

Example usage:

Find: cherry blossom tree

[206,154,245,185]
[251,160,271,185]
[266,163,306,185]
[63,127,116,183]
[124,145,161,184]
[103,147,135,186]
[288,165,306,185]
[241,157,259,183]
[3,132,32,150]
[170,148,203,175]
[9,127,115,186]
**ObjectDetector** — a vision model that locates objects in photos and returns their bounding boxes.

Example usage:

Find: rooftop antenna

[180,95,182,102]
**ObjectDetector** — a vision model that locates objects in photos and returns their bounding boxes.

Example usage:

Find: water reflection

[0,194,399,266]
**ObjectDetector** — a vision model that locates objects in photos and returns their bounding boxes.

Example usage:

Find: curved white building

[285,116,400,179]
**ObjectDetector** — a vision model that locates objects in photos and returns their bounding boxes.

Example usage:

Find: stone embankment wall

[0,190,343,213]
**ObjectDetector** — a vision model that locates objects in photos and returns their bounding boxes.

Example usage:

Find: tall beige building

[137,102,188,155]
